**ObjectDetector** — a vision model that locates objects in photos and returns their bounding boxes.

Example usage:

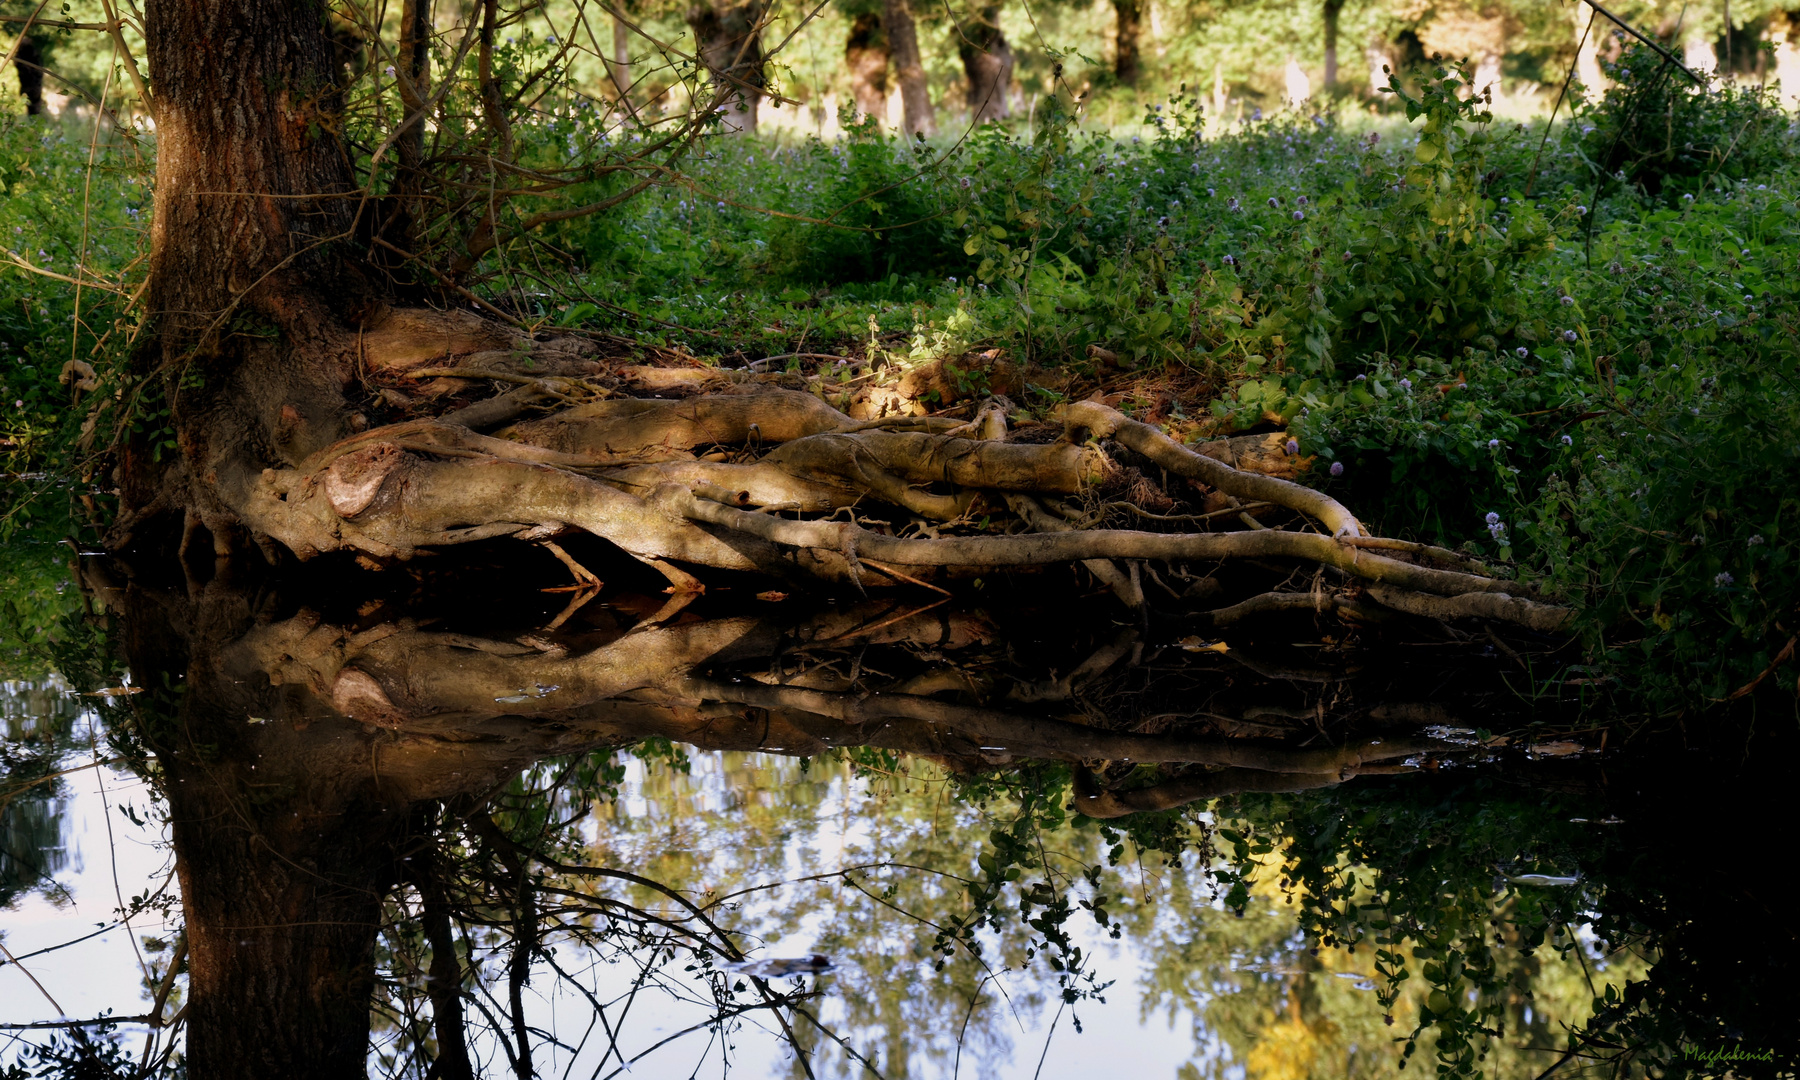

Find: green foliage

[1573,43,1794,203]
[762,109,960,283]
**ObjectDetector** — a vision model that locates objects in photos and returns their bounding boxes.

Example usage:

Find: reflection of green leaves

[1219,780,1643,1079]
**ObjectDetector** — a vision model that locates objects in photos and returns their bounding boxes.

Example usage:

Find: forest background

[3,0,1800,716]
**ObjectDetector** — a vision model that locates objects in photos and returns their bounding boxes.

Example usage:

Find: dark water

[1,546,1794,1078]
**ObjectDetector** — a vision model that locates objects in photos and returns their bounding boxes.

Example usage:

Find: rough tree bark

[844,11,890,121]
[1112,0,1141,84]
[686,0,769,134]
[131,0,373,560]
[883,0,935,136]
[958,4,1012,123]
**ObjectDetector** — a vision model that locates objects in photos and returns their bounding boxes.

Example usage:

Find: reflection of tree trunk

[123,580,409,1077]
[1112,0,1141,84]
[958,5,1012,123]
[686,0,769,134]
[883,0,934,136]
[1323,0,1343,89]
[168,764,407,1075]
[844,12,890,122]
[13,37,44,115]
[411,861,477,1080]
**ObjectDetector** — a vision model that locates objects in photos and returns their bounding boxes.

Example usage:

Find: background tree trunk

[1112,0,1141,84]
[1322,0,1342,89]
[610,11,633,101]
[686,0,769,134]
[883,0,935,136]
[844,11,890,122]
[393,0,432,231]
[958,4,1012,123]
[12,36,43,115]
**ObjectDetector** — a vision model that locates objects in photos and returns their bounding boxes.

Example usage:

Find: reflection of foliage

[1217,779,1652,1079]
[1,671,91,908]
[0,1020,139,1080]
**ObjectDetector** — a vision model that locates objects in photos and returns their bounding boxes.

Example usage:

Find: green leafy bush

[1574,43,1796,204]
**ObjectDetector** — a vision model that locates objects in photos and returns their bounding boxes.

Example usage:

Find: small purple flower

[1268,197,1280,208]
[1227,197,1241,211]
[1488,438,1501,449]
[1329,461,1345,477]
[1354,373,1366,381]
[1342,251,1353,262]
[1485,512,1501,526]
[1715,571,1735,586]
[1560,296,1574,306]
[1206,187,1216,197]
[1562,329,1579,342]
[1560,434,1573,445]
[1284,438,1300,455]
[384,65,397,77]
[1399,378,1413,391]
[1576,205,1588,215]
[1515,347,1529,358]
[1488,522,1507,540]
[1297,195,1309,207]
[1748,535,1765,546]
[1222,254,1237,267]
[1293,210,1305,221]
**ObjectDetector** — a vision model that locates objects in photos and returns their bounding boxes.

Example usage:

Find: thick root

[497,389,854,456]
[219,373,1568,633]
[1059,401,1363,538]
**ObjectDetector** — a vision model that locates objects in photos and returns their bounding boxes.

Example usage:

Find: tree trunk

[883,0,935,136]
[844,12,890,123]
[1112,0,1141,84]
[135,0,372,550]
[12,36,44,115]
[1323,0,1342,89]
[1574,1,1607,101]
[393,0,432,228]
[958,4,1012,123]
[610,12,633,101]
[686,0,769,134]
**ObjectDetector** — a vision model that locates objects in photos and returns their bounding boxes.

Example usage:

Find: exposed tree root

[135,309,1569,635]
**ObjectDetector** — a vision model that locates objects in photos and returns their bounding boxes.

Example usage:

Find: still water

[1,551,1793,1078]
